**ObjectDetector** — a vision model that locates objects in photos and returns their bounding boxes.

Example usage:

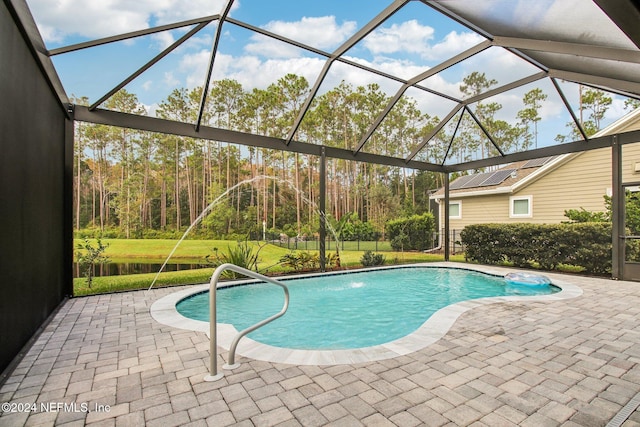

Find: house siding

[517,150,612,223]
[436,110,640,245]
[443,142,640,230]
[446,194,511,231]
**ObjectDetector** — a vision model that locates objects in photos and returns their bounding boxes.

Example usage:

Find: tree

[517,88,547,149]
[70,73,457,239]
[156,88,201,231]
[581,88,612,132]
[624,98,640,111]
[458,72,501,161]
[76,238,109,288]
[558,87,613,141]
[460,71,497,97]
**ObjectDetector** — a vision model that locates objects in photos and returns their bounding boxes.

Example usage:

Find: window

[510,196,532,218]
[449,201,462,219]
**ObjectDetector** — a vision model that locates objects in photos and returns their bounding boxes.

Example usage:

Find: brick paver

[1,264,639,426]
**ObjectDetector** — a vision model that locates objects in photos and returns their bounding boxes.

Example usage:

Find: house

[431,109,640,236]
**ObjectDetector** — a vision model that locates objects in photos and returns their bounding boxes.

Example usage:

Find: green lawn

[73,238,462,296]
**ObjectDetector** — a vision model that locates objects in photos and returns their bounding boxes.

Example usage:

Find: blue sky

[26,0,634,153]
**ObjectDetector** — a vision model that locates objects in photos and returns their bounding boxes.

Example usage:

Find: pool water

[176,267,559,350]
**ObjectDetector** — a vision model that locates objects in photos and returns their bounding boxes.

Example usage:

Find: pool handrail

[205,263,289,381]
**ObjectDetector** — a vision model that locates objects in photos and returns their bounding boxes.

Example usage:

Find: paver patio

[1,263,639,426]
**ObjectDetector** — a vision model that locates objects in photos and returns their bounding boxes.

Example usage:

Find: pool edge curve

[150,262,583,365]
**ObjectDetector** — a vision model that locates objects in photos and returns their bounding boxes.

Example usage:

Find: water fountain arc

[147,174,339,291]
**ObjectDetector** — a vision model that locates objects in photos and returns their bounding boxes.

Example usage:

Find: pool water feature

[176,267,560,350]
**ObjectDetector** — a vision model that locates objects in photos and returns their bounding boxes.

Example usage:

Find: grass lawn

[73,238,462,296]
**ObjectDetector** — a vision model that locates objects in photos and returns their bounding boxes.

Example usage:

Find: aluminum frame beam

[73,105,446,172]
[195,0,235,131]
[464,106,505,157]
[284,0,409,144]
[441,110,465,166]
[551,78,589,141]
[463,72,548,106]
[612,136,623,279]
[548,69,640,97]
[406,104,464,162]
[492,36,640,64]
[445,129,640,172]
[352,40,491,155]
[48,15,219,56]
[6,0,69,114]
[89,22,209,110]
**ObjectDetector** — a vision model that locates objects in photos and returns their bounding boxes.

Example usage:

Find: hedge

[460,222,629,275]
[386,213,436,251]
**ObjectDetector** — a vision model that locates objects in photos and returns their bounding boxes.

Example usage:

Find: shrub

[386,213,435,251]
[459,224,506,265]
[461,222,613,275]
[279,251,319,271]
[279,250,340,271]
[552,223,611,274]
[337,213,378,241]
[205,241,260,278]
[360,251,385,267]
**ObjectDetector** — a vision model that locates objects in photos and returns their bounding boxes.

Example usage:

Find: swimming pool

[151,263,582,364]
[177,267,559,350]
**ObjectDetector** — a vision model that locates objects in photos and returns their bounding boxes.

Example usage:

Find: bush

[279,250,340,271]
[205,241,260,278]
[279,251,319,271]
[360,251,385,267]
[461,222,613,275]
[386,213,435,251]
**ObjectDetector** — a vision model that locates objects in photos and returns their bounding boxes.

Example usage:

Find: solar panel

[450,169,517,190]
[478,169,515,186]
[462,172,493,188]
[449,174,475,190]
[523,156,553,168]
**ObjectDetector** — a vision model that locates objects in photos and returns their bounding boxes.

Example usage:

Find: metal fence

[271,238,390,252]
[268,229,464,253]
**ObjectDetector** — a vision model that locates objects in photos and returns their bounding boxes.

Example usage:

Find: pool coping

[149,262,583,365]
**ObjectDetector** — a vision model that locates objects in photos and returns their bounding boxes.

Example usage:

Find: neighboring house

[431,108,640,237]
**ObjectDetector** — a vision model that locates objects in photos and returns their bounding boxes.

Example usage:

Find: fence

[268,230,463,253]
[271,238,390,252]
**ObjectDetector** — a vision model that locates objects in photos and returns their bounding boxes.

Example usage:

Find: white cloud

[178,49,330,92]
[244,34,305,59]
[152,32,176,50]
[363,20,434,56]
[363,20,485,62]
[179,50,211,88]
[245,16,357,56]
[142,80,153,91]
[163,71,180,87]
[151,0,233,25]
[429,31,485,60]
[460,47,542,90]
[217,54,327,90]
[26,0,229,43]
[145,102,160,117]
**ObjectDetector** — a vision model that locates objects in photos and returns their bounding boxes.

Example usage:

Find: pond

[73,262,206,278]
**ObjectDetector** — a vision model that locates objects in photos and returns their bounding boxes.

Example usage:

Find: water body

[176,266,559,350]
[73,262,206,278]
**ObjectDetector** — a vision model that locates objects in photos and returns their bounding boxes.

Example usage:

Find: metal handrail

[205,263,289,381]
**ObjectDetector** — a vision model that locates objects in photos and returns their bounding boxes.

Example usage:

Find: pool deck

[1,262,640,426]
